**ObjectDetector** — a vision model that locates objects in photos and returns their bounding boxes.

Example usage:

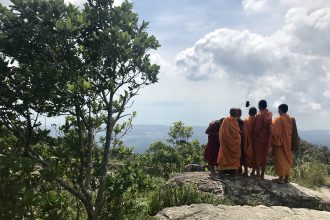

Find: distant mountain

[298,130,330,147]
[121,125,208,153]
[121,125,330,153]
[48,124,330,153]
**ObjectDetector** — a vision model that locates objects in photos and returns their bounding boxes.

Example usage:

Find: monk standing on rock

[272,104,293,184]
[205,118,224,174]
[243,107,257,176]
[217,108,241,177]
[252,100,272,179]
[236,109,245,175]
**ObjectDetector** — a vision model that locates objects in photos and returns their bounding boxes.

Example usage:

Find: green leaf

[77,15,84,23]
[66,17,72,30]
[55,20,64,30]
[83,80,91,90]
[66,83,75,92]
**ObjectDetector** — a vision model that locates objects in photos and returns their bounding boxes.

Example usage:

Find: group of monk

[204,100,298,184]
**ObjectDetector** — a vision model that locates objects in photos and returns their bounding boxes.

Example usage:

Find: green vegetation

[1,1,329,219]
[290,140,330,188]
[0,0,160,219]
[0,120,209,219]
[146,184,231,216]
[139,122,205,178]
[267,140,330,189]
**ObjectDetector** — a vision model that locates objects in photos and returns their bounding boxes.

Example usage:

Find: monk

[272,104,293,184]
[204,118,224,174]
[217,108,241,177]
[236,109,244,175]
[252,100,272,179]
[243,107,257,176]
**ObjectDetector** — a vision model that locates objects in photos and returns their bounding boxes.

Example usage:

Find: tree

[168,121,193,144]
[143,122,205,178]
[0,0,160,219]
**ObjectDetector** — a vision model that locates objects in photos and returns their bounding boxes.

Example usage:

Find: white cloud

[113,0,125,7]
[176,1,330,115]
[282,7,330,56]
[242,0,270,14]
[323,67,330,98]
[176,29,286,81]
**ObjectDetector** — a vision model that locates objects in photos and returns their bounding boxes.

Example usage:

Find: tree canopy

[0,0,160,219]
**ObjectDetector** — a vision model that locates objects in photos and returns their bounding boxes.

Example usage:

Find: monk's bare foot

[272,178,284,184]
[253,174,261,179]
[219,171,225,179]
[284,176,289,183]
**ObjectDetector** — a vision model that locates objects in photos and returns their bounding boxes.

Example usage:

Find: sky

[1,0,330,130]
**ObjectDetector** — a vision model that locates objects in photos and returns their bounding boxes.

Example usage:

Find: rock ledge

[168,172,330,211]
[156,204,330,220]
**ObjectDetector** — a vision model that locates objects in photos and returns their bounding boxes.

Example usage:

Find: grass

[266,160,329,189]
[324,176,330,188]
[290,161,329,189]
[146,184,233,216]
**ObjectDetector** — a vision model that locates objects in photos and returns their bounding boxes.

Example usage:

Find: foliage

[168,121,193,144]
[0,132,81,219]
[141,122,205,178]
[0,0,160,219]
[266,140,330,189]
[146,184,231,216]
[291,161,328,189]
[2,115,330,219]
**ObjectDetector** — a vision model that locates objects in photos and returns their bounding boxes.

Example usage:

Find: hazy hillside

[121,125,330,153]
[298,130,330,147]
[48,124,330,153]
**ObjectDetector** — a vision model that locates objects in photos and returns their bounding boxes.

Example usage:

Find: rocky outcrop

[183,164,208,172]
[168,172,330,211]
[156,204,330,220]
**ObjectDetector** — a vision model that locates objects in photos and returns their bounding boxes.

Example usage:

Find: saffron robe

[237,118,244,165]
[243,116,256,168]
[272,114,293,176]
[204,119,223,166]
[217,117,241,170]
[253,109,272,167]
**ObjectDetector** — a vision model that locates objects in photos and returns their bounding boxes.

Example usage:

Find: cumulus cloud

[323,66,330,98]
[176,28,296,81]
[283,8,330,56]
[175,0,330,114]
[242,0,272,14]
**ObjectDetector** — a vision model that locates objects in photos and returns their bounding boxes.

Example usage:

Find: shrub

[146,184,231,216]
[291,161,329,188]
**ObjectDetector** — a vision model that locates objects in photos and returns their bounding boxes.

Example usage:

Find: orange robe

[217,117,241,170]
[253,109,272,167]
[243,116,255,168]
[272,114,293,176]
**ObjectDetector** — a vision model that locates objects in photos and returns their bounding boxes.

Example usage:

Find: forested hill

[120,125,330,153]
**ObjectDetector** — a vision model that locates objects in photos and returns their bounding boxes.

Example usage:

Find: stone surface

[156,204,330,220]
[168,172,330,211]
[183,164,208,172]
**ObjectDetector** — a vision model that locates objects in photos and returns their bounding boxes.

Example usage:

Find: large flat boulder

[168,172,330,211]
[156,204,330,220]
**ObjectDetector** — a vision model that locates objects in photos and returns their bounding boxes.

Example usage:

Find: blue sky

[1,0,330,130]
[130,0,330,130]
